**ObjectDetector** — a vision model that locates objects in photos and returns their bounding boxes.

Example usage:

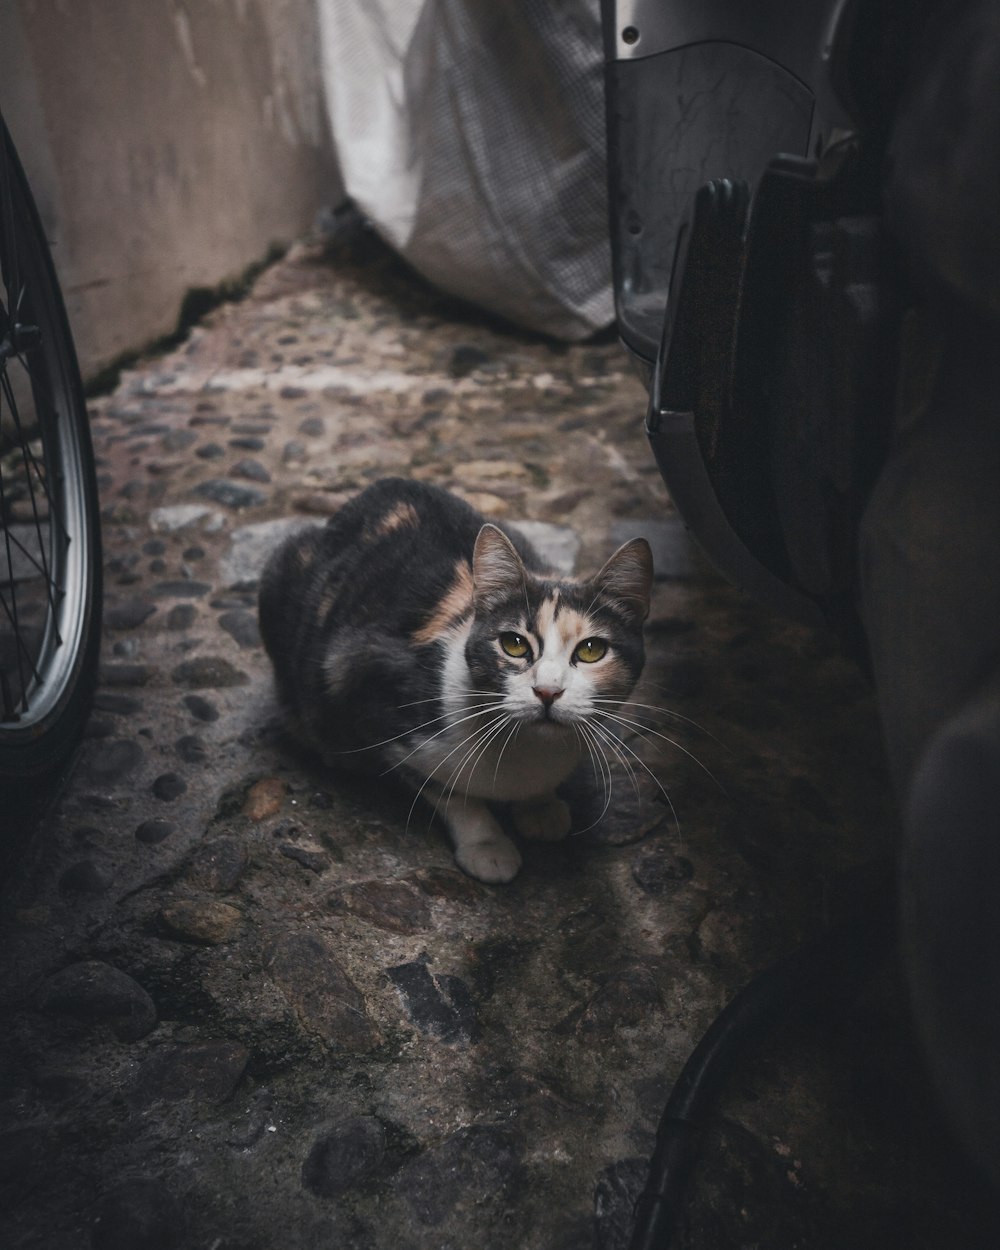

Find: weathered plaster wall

[1,0,343,379]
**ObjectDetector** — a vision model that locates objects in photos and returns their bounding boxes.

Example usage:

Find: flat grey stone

[387,960,478,1045]
[507,520,580,575]
[218,517,315,588]
[195,478,267,509]
[609,517,710,581]
[79,737,144,784]
[148,503,221,533]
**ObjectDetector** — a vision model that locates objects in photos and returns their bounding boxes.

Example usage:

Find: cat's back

[258,478,503,674]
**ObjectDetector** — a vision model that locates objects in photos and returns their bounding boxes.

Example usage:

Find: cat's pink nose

[533,686,563,708]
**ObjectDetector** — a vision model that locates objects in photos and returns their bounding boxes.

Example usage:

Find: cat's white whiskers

[576,722,607,810]
[436,713,513,821]
[587,715,642,803]
[492,720,522,790]
[587,715,680,834]
[592,696,727,749]
[404,712,509,834]
[367,701,505,767]
[396,690,505,710]
[571,721,616,834]
[593,708,726,795]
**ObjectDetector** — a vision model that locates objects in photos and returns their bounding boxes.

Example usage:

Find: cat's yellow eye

[499,632,532,660]
[575,637,608,664]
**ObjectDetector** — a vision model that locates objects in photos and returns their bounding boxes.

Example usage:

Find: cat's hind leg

[512,795,572,842]
[425,784,522,884]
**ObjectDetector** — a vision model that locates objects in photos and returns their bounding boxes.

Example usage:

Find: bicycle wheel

[0,118,101,794]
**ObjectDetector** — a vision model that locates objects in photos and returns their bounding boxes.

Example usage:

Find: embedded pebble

[166,603,197,630]
[577,964,663,1042]
[134,1040,249,1105]
[100,663,150,687]
[37,960,157,1041]
[160,898,242,944]
[449,343,490,377]
[80,738,144,784]
[188,836,248,893]
[183,693,219,721]
[387,961,478,1045]
[244,776,286,821]
[162,428,198,452]
[152,580,211,598]
[58,860,113,895]
[176,733,209,761]
[231,457,271,483]
[329,879,430,934]
[301,1117,386,1197]
[264,932,378,1051]
[135,817,177,844]
[104,599,157,630]
[153,772,187,802]
[218,609,261,648]
[195,478,267,509]
[92,693,143,714]
[631,846,694,894]
[172,656,249,688]
[279,843,331,874]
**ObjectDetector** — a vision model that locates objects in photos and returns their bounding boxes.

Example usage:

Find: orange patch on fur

[371,502,420,539]
[412,560,475,645]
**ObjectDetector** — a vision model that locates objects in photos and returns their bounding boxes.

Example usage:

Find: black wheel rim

[0,137,93,733]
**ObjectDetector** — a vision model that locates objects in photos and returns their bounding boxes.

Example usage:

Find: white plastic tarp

[317,0,613,341]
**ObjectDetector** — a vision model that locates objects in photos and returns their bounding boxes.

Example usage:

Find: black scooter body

[603,0,1000,1194]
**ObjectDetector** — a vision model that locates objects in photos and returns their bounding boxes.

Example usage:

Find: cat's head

[462,525,653,728]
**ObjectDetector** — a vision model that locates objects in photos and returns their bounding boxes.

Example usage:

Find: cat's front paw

[454,836,522,884]
[513,797,572,842]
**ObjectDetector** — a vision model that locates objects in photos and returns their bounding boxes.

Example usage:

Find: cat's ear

[591,538,653,623]
[472,524,526,612]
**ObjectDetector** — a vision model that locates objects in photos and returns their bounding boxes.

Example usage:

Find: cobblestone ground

[0,229,995,1249]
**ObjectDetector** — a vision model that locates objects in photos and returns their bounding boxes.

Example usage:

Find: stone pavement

[0,226,995,1249]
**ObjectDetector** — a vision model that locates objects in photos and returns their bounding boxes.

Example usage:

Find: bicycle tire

[0,118,102,795]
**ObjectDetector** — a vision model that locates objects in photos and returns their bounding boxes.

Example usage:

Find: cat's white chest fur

[411,718,580,802]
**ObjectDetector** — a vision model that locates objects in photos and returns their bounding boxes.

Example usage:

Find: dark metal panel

[606,43,814,362]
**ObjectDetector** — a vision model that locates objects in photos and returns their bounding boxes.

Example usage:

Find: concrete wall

[1,0,343,381]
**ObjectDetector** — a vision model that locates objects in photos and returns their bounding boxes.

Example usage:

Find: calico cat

[258,478,653,883]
